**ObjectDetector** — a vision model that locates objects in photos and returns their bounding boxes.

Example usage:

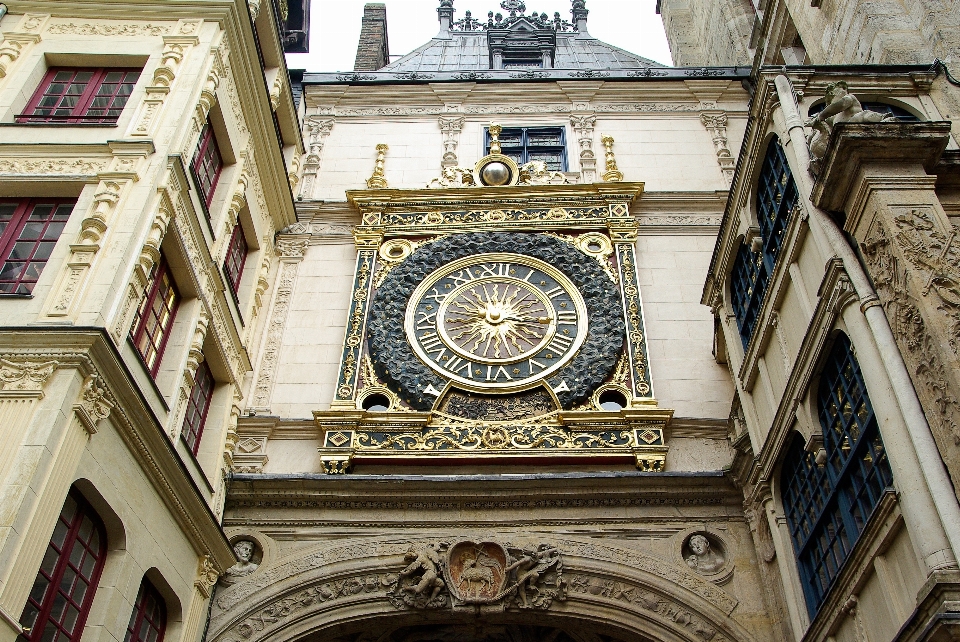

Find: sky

[284,0,674,73]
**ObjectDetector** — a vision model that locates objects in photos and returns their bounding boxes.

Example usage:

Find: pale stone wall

[658,0,756,67]
[636,233,734,419]
[0,2,301,641]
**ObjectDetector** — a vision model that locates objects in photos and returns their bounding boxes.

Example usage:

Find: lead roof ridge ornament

[441,0,581,32]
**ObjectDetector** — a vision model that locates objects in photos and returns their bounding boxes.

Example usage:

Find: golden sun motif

[405,253,588,392]
[443,282,552,361]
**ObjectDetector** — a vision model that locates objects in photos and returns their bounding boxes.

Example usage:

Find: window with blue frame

[484,126,567,172]
[781,333,894,619]
[730,138,799,348]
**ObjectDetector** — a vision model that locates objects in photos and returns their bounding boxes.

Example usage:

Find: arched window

[756,140,798,266]
[124,579,166,642]
[18,489,107,642]
[731,138,799,348]
[781,333,894,618]
[730,243,768,348]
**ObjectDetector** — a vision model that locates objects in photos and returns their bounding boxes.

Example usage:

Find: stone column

[760,489,810,638]
[700,111,735,185]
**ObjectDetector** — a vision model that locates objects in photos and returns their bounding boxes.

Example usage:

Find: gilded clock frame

[316,182,667,473]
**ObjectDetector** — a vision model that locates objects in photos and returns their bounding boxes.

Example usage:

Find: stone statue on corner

[805,81,897,175]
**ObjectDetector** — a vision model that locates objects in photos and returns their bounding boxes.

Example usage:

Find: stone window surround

[131,251,180,378]
[0,197,75,295]
[19,488,108,642]
[17,66,142,125]
[181,357,215,457]
[780,332,894,618]
[191,121,224,209]
[124,578,168,642]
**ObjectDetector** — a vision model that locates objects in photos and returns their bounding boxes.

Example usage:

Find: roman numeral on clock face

[545,332,574,355]
[419,331,448,360]
[557,310,577,325]
[542,286,565,299]
[444,355,471,376]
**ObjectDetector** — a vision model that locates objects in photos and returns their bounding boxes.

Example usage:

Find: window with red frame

[124,579,166,642]
[131,254,179,376]
[191,124,223,208]
[0,199,74,295]
[223,224,248,296]
[18,68,140,124]
[18,489,107,642]
[181,360,214,455]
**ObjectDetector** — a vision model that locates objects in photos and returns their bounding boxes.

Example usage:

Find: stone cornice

[346,182,644,212]
[811,121,953,212]
[302,67,752,86]
[226,470,741,509]
[0,328,234,571]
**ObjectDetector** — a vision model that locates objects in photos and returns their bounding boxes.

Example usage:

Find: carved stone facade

[0,2,302,642]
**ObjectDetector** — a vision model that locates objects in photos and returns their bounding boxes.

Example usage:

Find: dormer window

[485,5,558,69]
[503,56,543,68]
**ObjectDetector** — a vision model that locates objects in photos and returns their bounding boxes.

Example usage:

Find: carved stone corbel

[111,196,174,345]
[438,115,465,168]
[299,117,334,199]
[700,111,735,184]
[195,555,221,598]
[130,23,201,137]
[193,41,227,131]
[0,14,48,82]
[73,374,114,434]
[48,148,146,318]
[570,114,597,182]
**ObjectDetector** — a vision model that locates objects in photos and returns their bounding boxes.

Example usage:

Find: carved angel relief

[388,540,566,611]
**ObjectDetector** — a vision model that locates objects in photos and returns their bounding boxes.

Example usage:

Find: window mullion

[0,200,31,261]
[74,69,104,120]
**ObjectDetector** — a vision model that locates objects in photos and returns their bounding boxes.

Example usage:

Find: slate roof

[381,25,665,72]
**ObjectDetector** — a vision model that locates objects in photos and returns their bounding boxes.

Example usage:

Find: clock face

[405,253,588,392]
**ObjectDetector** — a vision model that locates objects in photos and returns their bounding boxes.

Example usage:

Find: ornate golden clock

[367,232,625,412]
[405,253,588,392]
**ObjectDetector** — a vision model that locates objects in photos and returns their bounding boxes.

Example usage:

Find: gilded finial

[600,134,623,182]
[366,144,389,189]
[488,123,502,155]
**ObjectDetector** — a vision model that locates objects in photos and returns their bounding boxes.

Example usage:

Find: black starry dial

[406,254,587,391]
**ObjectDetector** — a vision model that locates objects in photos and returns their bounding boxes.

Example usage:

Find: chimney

[571,0,588,34]
[353,3,390,71]
[437,0,455,38]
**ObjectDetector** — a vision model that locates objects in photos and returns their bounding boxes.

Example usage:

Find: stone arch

[209,535,760,642]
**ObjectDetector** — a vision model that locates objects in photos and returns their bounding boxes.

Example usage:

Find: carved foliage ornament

[367,233,625,410]
[0,358,58,392]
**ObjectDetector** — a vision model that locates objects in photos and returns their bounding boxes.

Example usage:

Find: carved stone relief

[860,210,960,478]
[251,238,309,411]
[699,112,735,184]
